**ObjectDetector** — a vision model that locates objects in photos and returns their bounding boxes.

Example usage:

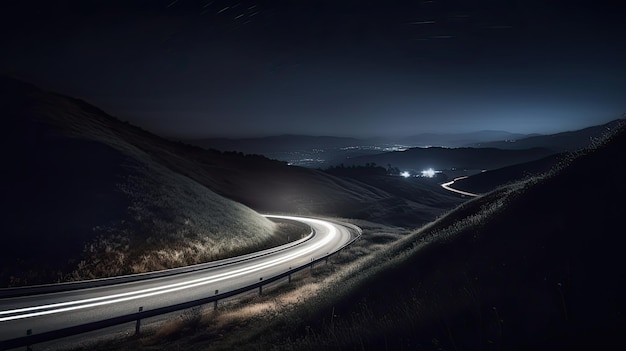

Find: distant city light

[421,168,436,178]
[400,171,411,178]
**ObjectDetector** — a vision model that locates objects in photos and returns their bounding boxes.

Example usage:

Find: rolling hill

[0,76,464,286]
[1,76,283,287]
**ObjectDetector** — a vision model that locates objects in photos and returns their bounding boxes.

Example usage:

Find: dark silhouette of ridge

[474,118,624,152]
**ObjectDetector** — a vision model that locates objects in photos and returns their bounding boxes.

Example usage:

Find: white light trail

[0,216,338,322]
[440,177,480,197]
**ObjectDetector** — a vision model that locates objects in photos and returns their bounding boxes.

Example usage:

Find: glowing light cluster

[421,168,436,178]
[400,171,411,178]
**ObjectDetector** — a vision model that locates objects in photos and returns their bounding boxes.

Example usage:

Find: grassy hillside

[1,77,280,286]
[213,121,626,350]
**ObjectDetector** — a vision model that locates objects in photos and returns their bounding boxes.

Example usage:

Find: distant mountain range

[190,120,623,169]
[394,130,538,147]
[190,131,540,168]
[192,135,364,154]
[472,119,624,152]
[333,118,624,173]
[193,130,535,153]
[443,118,625,195]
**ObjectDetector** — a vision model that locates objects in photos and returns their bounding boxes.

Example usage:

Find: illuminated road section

[441,177,480,197]
[0,215,359,343]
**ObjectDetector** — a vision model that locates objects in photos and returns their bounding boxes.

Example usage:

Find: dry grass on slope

[1,77,295,285]
[66,154,285,280]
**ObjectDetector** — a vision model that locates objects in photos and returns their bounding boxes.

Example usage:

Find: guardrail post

[310,258,314,273]
[288,267,292,283]
[135,307,143,335]
[259,278,263,296]
[26,329,32,351]
[214,290,219,311]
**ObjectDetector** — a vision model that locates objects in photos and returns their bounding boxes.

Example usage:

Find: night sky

[2,0,625,138]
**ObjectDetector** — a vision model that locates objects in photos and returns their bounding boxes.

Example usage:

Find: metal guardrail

[0,219,361,350]
[0,229,315,299]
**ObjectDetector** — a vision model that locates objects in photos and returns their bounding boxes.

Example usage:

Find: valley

[1,75,624,351]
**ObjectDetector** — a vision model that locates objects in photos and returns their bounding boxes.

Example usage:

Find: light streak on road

[441,176,480,197]
[0,215,346,323]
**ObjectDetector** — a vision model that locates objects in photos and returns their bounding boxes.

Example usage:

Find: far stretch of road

[0,215,361,346]
[441,176,480,197]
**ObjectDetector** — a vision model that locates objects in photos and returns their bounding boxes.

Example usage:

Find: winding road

[441,176,480,197]
[0,215,361,349]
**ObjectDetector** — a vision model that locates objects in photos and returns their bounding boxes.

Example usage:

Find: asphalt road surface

[441,177,480,197]
[0,215,360,346]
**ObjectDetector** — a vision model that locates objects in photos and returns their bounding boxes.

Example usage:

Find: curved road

[0,215,360,347]
[441,176,480,197]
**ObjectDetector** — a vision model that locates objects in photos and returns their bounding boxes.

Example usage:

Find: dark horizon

[2,1,625,139]
[180,120,622,141]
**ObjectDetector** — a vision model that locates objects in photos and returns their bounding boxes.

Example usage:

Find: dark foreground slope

[241,122,626,350]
